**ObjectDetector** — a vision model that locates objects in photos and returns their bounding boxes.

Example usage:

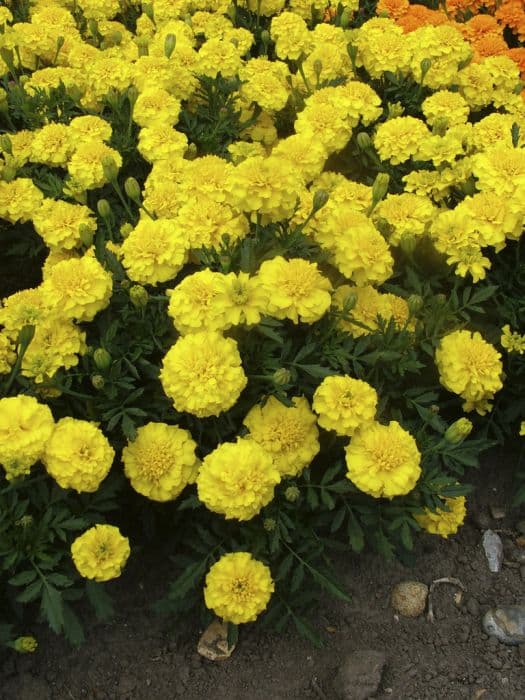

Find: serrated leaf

[292,613,322,648]
[347,511,365,553]
[276,553,294,582]
[330,507,346,534]
[46,573,73,588]
[41,583,64,634]
[290,563,305,592]
[8,569,37,586]
[310,568,351,602]
[62,602,85,647]
[85,580,114,621]
[16,579,42,603]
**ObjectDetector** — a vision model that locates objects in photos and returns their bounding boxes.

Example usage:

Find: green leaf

[227,622,238,649]
[41,583,64,634]
[346,511,364,553]
[399,521,413,551]
[306,487,319,510]
[295,363,334,378]
[16,579,43,603]
[292,613,322,648]
[8,569,37,587]
[85,580,114,621]
[276,553,294,582]
[290,563,305,592]
[62,602,85,647]
[309,568,351,603]
[47,573,73,588]
[330,507,346,534]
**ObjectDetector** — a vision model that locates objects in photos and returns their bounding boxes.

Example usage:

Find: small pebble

[490,506,506,520]
[391,581,428,618]
[483,605,525,645]
[482,530,504,573]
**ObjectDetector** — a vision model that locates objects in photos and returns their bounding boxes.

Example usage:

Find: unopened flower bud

[0,134,12,154]
[101,155,119,182]
[432,117,448,136]
[513,81,524,95]
[284,485,300,502]
[124,176,141,202]
[93,348,111,370]
[97,198,112,219]
[407,294,423,315]
[387,101,404,118]
[346,43,357,65]
[142,3,155,22]
[273,368,292,385]
[91,374,105,390]
[312,189,329,212]
[356,131,371,150]
[127,86,138,108]
[164,33,176,58]
[342,291,357,312]
[399,233,417,256]
[340,7,352,28]
[79,224,93,247]
[136,36,149,56]
[420,58,432,81]
[444,417,473,444]
[461,177,476,196]
[14,637,37,654]
[17,324,35,348]
[263,518,276,532]
[2,164,17,181]
[371,172,390,204]
[313,60,323,80]
[435,293,447,305]
[260,30,270,47]
[110,31,122,46]
[120,222,133,239]
[129,284,149,308]
[87,19,100,41]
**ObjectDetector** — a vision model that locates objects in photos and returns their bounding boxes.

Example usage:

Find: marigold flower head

[313,375,378,437]
[214,272,270,329]
[345,421,421,498]
[0,332,15,375]
[71,524,130,582]
[40,255,113,322]
[373,193,434,246]
[0,288,49,340]
[239,58,290,112]
[20,318,86,384]
[0,395,55,481]
[160,332,247,418]
[435,330,503,414]
[122,422,198,502]
[257,256,332,324]
[243,396,320,477]
[133,87,181,128]
[32,199,97,251]
[422,90,470,128]
[0,178,44,224]
[43,417,114,492]
[13,636,38,654]
[67,141,123,191]
[501,324,525,354]
[374,117,430,165]
[204,552,274,624]
[415,496,466,538]
[167,269,229,335]
[270,12,311,61]
[197,439,280,520]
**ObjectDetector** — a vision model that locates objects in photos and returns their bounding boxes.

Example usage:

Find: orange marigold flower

[397,6,449,32]
[472,35,510,61]
[376,0,410,20]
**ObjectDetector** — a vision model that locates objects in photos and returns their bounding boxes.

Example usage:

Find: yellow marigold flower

[301,42,354,88]
[294,100,352,154]
[228,141,267,163]
[313,375,378,437]
[415,132,466,167]
[520,421,525,437]
[373,194,434,246]
[71,524,130,582]
[501,324,525,354]
[176,196,249,251]
[459,192,519,250]
[167,269,228,335]
[226,155,303,223]
[122,422,198,502]
[23,66,85,98]
[138,126,188,163]
[215,272,269,328]
[32,199,97,251]
[160,332,247,418]
[69,115,112,143]
[197,439,280,520]
[430,208,475,257]
[289,0,326,19]
[178,155,233,203]
[415,496,466,538]
[270,12,311,61]
[244,0,286,15]
[355,18,411,79]
[204,552,274,624]
[0,288,49,339]
[0,332,15,374]
[13,636,38,654]
[0,178,44,224]
[67,141,122,191]
[374,117,430,165]
[239,58,290,112]
[3,130,34,168]
[30,123,74,167]
[40,255,113,322]
[472,145,525,198]
[21,318,86,384]
[345,421,421,498]
[257,256,332,324]
[133,87,181,128]
[195,37,243,79]
[471,113,519,151]
[43,417,114,493]
[0,395,55,481]
[457,61,497,110]
[406,25,472,90]
[120,218,187,286]
[435,330,503,414]
[422,90,470,128]
[446,245,491,283]
[271,135,328,184]
[243,396,320,477]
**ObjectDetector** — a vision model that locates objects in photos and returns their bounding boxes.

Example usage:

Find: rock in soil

[390,581,428,618]
[333,650,386,700]
[482,606,525,645]
[197,619,236,661]
[482,530,504,573]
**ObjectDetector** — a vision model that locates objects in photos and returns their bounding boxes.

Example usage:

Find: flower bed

[0,0,524,649]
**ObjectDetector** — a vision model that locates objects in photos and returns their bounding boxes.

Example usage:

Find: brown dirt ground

[1,448,525,700]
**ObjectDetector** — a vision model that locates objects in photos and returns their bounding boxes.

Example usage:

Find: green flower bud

[420,58,432,81]
[129,284,149,309]
[387,101,404,119]
[356,132,371,150]
[444,418,473,444]
[93,348,111,370]
[313,59,323,80]
[273,368,292,385]
[14,637,37,654]
[263,518,276,532]
[124,177,141,202]
[371,172,390,205]
[164,33,176,59]
[0,134,12,154]
[136,36,149,56]
[407,294,423,316]
[97,198,112,219]
[101,155,119,182]
[340,7,352,28]
[341,291,357,313]
[260,30,270,47]
[91,374,105,390]
[17,324,35,348]
[285,485,300,502]
[2,164,17,182]
[399,233,417,256]
[142,3,155,22]
[120,222,133,239]
[432,117,449,136]
[127,86,139,108]
[460,177,477,196]
[312,189,329,212]
[79,224,93,247]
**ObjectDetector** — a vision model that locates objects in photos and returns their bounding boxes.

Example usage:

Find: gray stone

[466,597,480,617]
[333,650,386,700]
[482,606,525,645]
[489,506,506,520]
[482,530,504,572]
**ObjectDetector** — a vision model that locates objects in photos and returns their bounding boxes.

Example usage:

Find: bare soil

[1,449,525,700]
